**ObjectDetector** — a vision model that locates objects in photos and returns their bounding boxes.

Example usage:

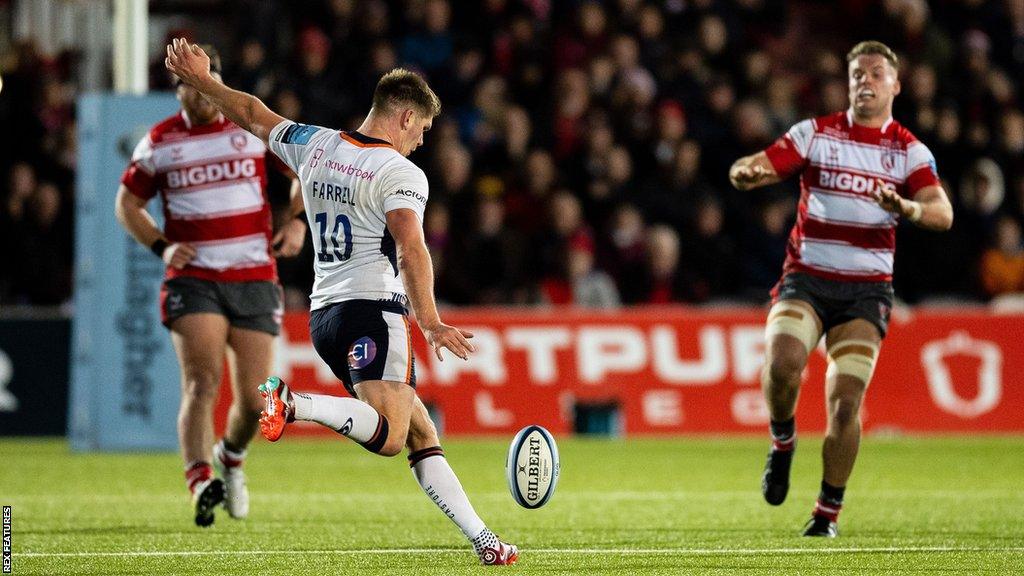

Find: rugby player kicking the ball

[166,38,517,564]
[729,41,952,537]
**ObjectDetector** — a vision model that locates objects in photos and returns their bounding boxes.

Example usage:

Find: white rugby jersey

[268,121,429,310]
[765,110,941,282]
[121,111,278,282]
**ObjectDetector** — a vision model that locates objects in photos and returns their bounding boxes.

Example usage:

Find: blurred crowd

[3,0,1024,309]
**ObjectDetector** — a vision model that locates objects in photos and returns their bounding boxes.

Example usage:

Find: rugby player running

[729,41,952,536]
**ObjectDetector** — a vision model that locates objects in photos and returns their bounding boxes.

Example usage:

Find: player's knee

[378,438,405,457]
[829,395,862,431]
[360,415,408,457]
[181,372,219,404]
[767,350,805,387]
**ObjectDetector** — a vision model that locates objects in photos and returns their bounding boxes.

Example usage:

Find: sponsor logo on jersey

[309,148,324,168]
[277,123,319,145]
[881,150,896,173]
[348,337,377,370]
[827,144,840,164]
[231,133,248,151]
[393,189,427,205]
[818,169,883,194]
[165,158,257,189]
[319,158,376,181]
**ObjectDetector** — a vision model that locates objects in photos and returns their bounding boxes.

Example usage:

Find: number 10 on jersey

[315,211,352,262]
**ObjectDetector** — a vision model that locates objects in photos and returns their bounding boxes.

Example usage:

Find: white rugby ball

[506,425,560,509]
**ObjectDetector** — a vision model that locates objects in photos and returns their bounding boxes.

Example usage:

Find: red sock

[772,435,796,452]
[185,461,212,494]
[812,498,842,522]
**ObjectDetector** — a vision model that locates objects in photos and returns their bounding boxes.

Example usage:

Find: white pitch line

[17,546,1024,558]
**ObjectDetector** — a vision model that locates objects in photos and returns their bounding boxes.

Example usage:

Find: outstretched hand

[165,38,213,88]
[421,321,475,362]
[872,178,904,215]
[729,163,769,190]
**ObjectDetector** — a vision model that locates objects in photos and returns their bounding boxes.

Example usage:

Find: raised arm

[729,151,783,191]
[165,38,285,145]
[385,208,474,362]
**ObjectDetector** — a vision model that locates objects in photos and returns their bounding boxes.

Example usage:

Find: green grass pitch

[3,436,1022,575]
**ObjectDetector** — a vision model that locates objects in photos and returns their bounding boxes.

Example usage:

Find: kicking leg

[260,376,412,456]
[405,396,518,566]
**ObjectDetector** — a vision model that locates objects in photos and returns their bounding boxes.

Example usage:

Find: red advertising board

[214,308,1024,435]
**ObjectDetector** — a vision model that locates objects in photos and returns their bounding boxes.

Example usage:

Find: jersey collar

[341,130,394,148]
[180,110,226,132]
[846,109,893,132]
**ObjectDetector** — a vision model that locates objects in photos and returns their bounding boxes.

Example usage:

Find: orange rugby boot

[258,376,293,442]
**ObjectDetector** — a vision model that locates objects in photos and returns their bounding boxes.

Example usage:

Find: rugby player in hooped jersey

[115,45,307,527]
[165,38,518,565]
[729,41,953,537]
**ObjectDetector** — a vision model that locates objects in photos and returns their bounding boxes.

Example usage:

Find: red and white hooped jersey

[121,111,278,282]
[765,110,941,283]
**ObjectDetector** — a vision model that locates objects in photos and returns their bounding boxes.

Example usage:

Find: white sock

[215,439,246,469]
[409,448,486,540]
[291,393,382,444]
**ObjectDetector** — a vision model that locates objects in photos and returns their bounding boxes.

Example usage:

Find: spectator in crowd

[602,203,648,304]
[979,215,1024,298]
[541,234,620,308]
[680,195,739,302]
[446,197,527,305]
[638,224,685,304]
[742,198,792,298]
[9,0,1024,308]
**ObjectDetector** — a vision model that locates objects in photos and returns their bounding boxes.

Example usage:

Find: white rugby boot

[213,441,250,519]
[472,528,519,565]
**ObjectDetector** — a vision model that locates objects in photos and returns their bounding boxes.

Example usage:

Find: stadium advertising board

[69,94,182,451]
[0,319,69,436]
[214,309,1024,436]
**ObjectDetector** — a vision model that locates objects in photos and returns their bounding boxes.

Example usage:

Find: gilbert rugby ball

[506,425,560,509]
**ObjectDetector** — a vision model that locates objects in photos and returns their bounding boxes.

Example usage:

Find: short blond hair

[372,68,442,118]
[846,40,899,71]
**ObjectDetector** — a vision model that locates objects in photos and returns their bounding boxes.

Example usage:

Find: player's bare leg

[170,313,229,526]
[760,299,822,505]
[215,327,274,519]
[405,397,517,565]
[262,378,413,455]
[351,379,415,455]
[804,318,880,537]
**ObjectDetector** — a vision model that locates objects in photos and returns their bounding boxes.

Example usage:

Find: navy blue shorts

[310,300,416,397]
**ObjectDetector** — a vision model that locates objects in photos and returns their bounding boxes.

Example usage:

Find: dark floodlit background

[1,4,1023,573]
[3,0,1024,311]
